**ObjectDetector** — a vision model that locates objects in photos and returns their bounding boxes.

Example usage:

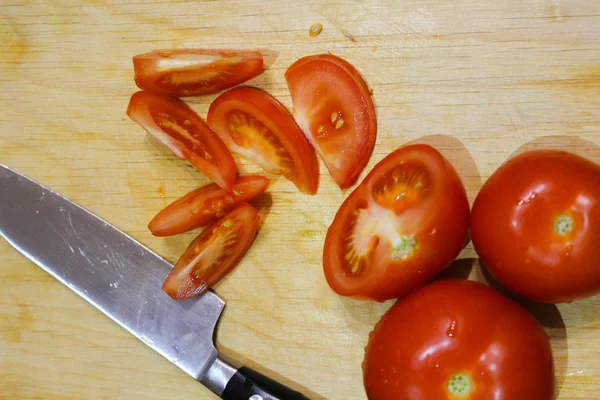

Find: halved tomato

[149,175,270,237]
[323,144,470,301]
[285,53,376,189]
[127,91,236,191]
[162,202,259,300]
[133,49,264,97]
[207,86,319,194]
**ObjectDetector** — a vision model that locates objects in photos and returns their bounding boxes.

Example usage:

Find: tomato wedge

[207,86,319,194]
[148,175,270,237]
[127,91,236,191]
[285,53,376,189]
[323,144,470,301]
[133,49,264,97]
[162,202,259,300]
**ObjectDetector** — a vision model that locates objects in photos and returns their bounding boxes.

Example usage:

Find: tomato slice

[133,49,264,97]
[207,86,319,194]
[323,144,470,301]
[148,175,270,237]
[162,202,259,300]
[127,91,236,191]
[285,54,376,189]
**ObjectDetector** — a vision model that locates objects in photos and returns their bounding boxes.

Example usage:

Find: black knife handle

[221,366,310,400]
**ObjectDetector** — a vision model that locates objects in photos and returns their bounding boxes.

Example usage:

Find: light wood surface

[1,1,600,399]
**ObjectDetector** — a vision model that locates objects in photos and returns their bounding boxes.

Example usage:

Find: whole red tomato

[471,150,600,303]
[363,279,554,400]
[323,144,470,301]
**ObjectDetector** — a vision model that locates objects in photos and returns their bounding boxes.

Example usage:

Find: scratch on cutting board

[504,106,526,146]
[317,6,357,42]
[547,0,565,21]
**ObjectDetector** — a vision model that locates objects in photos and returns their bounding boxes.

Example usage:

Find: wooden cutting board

[1,0,599,398]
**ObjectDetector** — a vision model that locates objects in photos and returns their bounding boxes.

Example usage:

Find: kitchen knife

[0,164,309,400]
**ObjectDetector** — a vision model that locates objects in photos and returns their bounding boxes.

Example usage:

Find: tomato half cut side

[285,53,376,189]
[148,175,270,237]
[127,91,236,191]
[133,49,264,97]
[162,202,259,300]
[207,86,319,194]
[323,144,470,301]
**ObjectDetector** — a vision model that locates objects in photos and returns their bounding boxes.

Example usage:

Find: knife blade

[0,164,309,400]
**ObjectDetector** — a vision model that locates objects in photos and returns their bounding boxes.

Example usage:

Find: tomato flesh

[148,175,270,237]
[323,144,470,301]
[162,202,259,300]
[471,149,600,303]
[208,86,319,194]
[225,110,294,174]
[285,54,376,189]
[133,49,264,97]
[127,91,236,191]
[363,279,554,400]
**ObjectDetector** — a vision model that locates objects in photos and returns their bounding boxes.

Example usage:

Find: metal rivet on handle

[249,396,264,400]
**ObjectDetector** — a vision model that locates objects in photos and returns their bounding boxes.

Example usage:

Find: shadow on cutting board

[437,258,568,399]
[511,134,600,164]
[403,134,483,205]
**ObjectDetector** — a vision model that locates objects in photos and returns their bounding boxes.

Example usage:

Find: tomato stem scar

[554,214,574,236]
[446,373,473,397]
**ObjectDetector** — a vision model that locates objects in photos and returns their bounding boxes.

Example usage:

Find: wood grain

[1,0,600,398]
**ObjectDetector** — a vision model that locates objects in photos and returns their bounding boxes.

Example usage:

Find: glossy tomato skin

[127,91,236,191]
[286,54,376,189]
[133,49,263,97]
[207,86,319,194]
[363,279,554,400]
[471,150,600,303]
[148,175,270,237]
[162,202,259,300]
[323,144,470,301]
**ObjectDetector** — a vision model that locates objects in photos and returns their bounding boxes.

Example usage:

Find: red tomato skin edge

[148,175,271,237]
[162,202,259,300]
[323,144,470,302]
[132,49,264,97]
[126,91,237,191]
[285,54,376,189]
[363,279,555,400]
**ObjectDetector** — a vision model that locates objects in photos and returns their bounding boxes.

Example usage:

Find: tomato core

[225,110,293,173]
[446,373,473,398]
[553,213,574,236]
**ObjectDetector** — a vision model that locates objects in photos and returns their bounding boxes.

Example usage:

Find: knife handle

[203,357,310,400]
[221,365,310,400]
